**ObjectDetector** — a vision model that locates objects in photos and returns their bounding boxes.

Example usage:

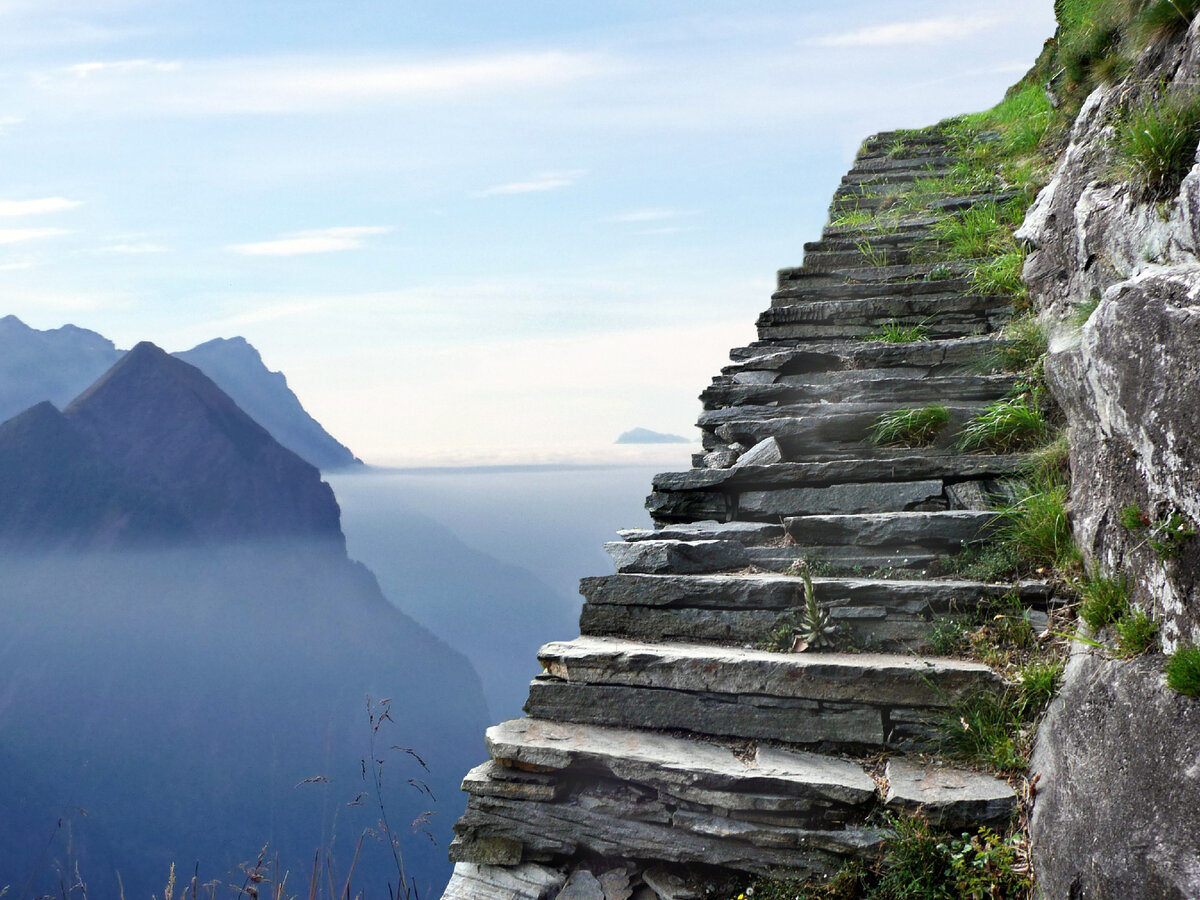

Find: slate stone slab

[737,480,944,517]
[441,862,566,900]
[884,759,1017,828]
[604,540,749,575]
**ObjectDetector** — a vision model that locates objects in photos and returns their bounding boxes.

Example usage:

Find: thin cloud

[605,207,690,223]
[0,197,81,216]
[0,227,69,244]
[230,226,391,257]
[474,170,586,197]
[35,51,607,115]
[0,261,33,271]
[810,16,1000,48]
[98,242,166,254]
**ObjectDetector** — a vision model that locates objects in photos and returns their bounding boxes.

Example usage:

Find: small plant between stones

[762,561,837,652]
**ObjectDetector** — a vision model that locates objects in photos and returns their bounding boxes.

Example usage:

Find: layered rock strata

[443,130,1048,900]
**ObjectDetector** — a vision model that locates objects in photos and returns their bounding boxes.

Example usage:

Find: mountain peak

[63,345,344,544]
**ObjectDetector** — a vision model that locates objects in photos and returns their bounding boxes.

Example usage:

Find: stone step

[804,232,933,254]
[829,189,996,215]
[453,776,882,879]
[757,300,1010,342]
[801,246,922,270]
[777,259,971,289]
[441,862,567,900]
[841,164,955,185]
[697,402,990,458]
[579,573,1052,650]
[724,335,1007,376]
[651,453,1026,493]
[784,510,996,550]
[821,215,941,240]
[771,276,975,306]
[653,478,949,522]
[525,637,1003,751]
[483,718,879,815]
[605,539,751,575]
[700,372,1018,409]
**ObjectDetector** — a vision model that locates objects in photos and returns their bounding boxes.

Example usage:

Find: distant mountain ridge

[0,338,489,895]
[615,426,690,444]
[0,314,360,469]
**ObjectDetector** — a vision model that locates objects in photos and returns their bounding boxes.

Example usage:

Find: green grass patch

[1077,572,1130,631]
[870,404,951,448]
[971,249,1027,299]
[862,321,931,343]
[941,687,1027,772]
[1166,645,1200,697]
[957,397,1048,453]
[1115,607,1159,656]
[1113,92,1200,198]
[945,542,1022,582]
[995,478,1077,573]
[1135,0,1200,42]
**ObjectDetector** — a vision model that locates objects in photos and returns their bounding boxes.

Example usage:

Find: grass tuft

[869,404,951,447]
[862,320,931,343]
[1115,608,1159,656]
[1077,572,1130,631]
[1166,645,1200,697]
[971,249,1027,299]
[1113,92,1200,198]
[957,396,1047,453]
[995,478,1077,573]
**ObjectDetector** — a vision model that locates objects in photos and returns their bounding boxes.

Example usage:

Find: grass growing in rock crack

[994,477,1079,574]
[1077,571,1130,631]
[1113,92,1200,198]
[862,320,931,343]
[970,249,1027,301]
[1166,645,1200,697]
[870,404,950,448]
[957,397,1047,454]
[1115,608,1159,656]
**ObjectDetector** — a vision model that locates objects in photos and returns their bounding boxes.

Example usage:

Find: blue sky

[0,0,1056,465]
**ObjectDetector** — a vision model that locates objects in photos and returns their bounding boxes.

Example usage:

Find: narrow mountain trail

[442,128,1052,900]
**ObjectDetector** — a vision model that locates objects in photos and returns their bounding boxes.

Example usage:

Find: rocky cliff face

[1015,14,1200,900]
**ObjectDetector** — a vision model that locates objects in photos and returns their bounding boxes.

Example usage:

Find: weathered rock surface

[1030,649,1200,900]
[883,758,1016,829]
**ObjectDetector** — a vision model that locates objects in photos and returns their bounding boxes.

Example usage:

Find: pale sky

[0,0,1058,466]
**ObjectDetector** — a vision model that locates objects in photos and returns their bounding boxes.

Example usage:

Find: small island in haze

[615,426,690,444]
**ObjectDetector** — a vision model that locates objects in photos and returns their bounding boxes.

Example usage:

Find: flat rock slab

[651,454,1028,492]
[784,510,996,549]
[618,522,783,544]
[884,759,1017,828]
[485,717,877,809]
[579,573,1053,612]
[463,761,560,802]
[536,637,1001,708]
[605,540,749,574]
[441,862,566,900]
[559,870,605,900]
[737,480,944,517]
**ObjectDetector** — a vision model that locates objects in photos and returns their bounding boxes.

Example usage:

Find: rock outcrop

[442,131,1048,900]
[1015,15,1200,899]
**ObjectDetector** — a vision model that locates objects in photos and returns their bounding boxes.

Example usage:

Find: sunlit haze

[0,0,1057,465]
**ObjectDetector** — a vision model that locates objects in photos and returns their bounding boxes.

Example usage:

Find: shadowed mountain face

[0,345,490,898]
[0,316,359,470]
[177,337,360,470]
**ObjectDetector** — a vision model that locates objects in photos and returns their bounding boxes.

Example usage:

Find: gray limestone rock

[1030,648,1200,900]
[617,522,783,545]
[738,480,944,518]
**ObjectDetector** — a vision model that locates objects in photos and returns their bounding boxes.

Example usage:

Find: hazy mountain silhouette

[0,345,489,898]
[177,337,360,470]
[0,316,359,470]
[615,426,690,444]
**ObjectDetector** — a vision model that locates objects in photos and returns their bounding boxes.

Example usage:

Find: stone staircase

[442,129,1049,900]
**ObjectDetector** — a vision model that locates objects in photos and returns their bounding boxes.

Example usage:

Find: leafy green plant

[957,397,1047,453]
[761,562,837,652]
[942,826,1033,900]
[1148,511,1197,559]
[870,404,951,447]
[1115,608,1159,656]
[1120,504,1197,559]
[1077,572,1131,631]
[924,263,955,282]
[1166,645,1200,697]
[1113,92,1200,198]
